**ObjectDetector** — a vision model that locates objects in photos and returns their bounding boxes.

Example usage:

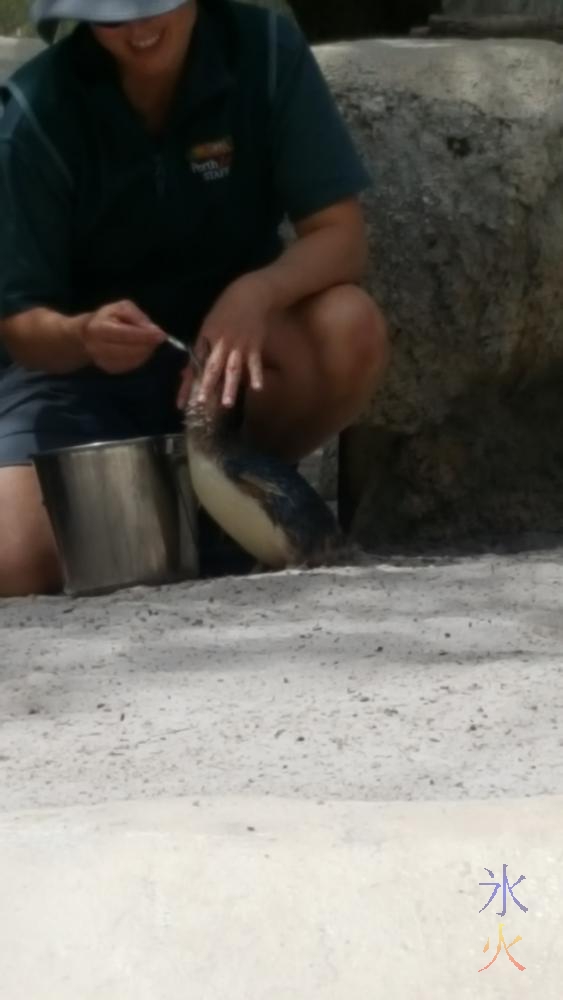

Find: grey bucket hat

[30,0,189,42]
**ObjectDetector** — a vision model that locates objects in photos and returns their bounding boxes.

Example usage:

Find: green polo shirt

[0,0,371,341]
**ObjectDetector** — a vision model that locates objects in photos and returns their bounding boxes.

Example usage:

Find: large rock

[315,38,563,549]
[443,1,561,14]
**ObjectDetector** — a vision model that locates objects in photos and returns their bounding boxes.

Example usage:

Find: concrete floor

[2,552,563,812]
[2,547,562,998]
[1,793,561,999]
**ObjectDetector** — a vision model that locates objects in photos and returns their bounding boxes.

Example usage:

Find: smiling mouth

[130,32,163,52]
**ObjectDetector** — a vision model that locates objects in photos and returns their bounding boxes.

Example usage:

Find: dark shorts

[0,345,188,467]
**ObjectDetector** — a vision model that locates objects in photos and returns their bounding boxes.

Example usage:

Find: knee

[0,547,61,597]
[305,285,390,392]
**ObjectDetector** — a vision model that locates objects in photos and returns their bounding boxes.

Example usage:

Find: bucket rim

[31,432,186,462]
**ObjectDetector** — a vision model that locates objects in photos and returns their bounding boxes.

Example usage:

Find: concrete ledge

[0,795,560,998]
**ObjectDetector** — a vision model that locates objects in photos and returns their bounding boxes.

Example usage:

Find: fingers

[193,338,211,369]
[89,321,165,347]
[222,348,243,407]
[247,349,263,392]
[82,298,166,355]
[176,339,212,410]
[197,340,226,403]
[194,343,264,406]
[111,300,163,333]
[92,345,155,373]
[81,299,168,374]
[176,365,194,411]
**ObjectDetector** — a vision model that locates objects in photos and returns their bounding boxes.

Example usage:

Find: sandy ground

[2,551,563,812]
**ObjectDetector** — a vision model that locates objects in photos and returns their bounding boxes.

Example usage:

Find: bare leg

[244,284,389,462]
[0,466,61,596]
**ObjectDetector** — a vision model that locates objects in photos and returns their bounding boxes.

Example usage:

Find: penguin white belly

[187,442,296,569]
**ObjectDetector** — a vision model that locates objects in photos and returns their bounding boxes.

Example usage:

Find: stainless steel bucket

[32,433,199,596]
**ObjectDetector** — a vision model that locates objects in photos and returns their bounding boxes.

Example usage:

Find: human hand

[176,273,274,410]
[80,300,166,374]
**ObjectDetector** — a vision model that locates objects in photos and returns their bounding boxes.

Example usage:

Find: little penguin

[183,369,342,570]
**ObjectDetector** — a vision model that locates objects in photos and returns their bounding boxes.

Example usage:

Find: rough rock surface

[317,38,563,431]
[443,1,561,15]
[352,378,563,551]
[316,38,563,548]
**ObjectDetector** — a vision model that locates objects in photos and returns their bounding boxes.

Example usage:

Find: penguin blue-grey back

[184,377,341,569]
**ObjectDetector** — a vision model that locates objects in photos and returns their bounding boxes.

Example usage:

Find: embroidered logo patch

[188,137,234,182]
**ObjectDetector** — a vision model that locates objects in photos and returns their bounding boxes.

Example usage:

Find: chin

[129,54,169,74]
[125,46,175,75]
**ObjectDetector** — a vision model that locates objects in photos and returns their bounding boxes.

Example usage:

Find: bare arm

[0,301,167,375]
[178,197,370,407]
[255,197,369,310]
[0,308,91,374]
